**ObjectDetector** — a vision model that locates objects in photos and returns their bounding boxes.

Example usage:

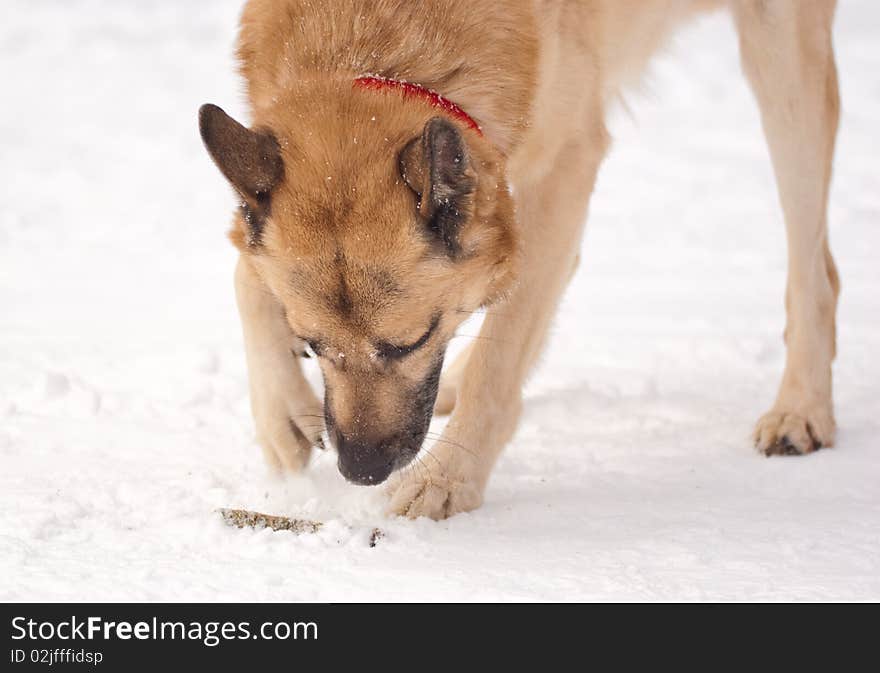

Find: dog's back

[237,0,537,152]
[236,0,725,157]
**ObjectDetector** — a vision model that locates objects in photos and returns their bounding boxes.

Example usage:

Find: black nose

[331,429,396,485]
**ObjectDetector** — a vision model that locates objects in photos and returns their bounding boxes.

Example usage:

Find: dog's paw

[753,405,835,456]
[255,404,324,473]
[386,467,484,520]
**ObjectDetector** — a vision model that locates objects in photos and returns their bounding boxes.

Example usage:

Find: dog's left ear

[399,117,476,255]
[198,103,284,204]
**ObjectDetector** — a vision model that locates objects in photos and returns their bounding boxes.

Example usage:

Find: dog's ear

[198,104,284,203]
[399,117,476,255]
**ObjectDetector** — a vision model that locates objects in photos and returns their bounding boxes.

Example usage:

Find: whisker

[419,447,443,470]
[416,456,433,484]
[423,432,478,459]
[450,333,514,346]
[453,307,513,318]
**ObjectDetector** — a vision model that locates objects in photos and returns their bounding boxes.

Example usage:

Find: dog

[199,0,841,519]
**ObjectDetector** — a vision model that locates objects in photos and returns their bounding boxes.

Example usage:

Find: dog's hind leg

[388,128,608,519]
[733,0,841,455]
[435,252,581,418]
[435,250,582,417]
[433,343,473,416]
[235,256,324,472]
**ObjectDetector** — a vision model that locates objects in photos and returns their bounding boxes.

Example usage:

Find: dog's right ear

[198,104,284,203]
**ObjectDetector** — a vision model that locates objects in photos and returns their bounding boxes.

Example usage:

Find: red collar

[353,75,483,136]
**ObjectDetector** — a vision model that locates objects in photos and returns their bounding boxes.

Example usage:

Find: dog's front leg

[235,255,323,472]
[389,137,607,519]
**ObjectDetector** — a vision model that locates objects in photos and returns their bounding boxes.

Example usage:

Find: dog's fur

[200,0,841,518]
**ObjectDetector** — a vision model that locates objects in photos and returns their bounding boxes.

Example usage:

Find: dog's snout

[331,427,398,485]
[322,358,442,485]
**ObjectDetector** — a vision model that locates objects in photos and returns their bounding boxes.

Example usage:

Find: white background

[1,0,877,600]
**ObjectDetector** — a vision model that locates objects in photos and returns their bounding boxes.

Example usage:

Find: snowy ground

[1,1,878,601]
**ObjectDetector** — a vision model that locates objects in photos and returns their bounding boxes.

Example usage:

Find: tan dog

[199,0,841,519]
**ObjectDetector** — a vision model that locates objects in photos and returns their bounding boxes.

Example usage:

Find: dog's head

[199,94,517,484]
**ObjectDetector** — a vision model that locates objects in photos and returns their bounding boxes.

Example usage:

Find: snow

[1,1,878,601]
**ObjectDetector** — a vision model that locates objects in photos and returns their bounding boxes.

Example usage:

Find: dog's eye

[375,314,440,360]
[294,337,322,358]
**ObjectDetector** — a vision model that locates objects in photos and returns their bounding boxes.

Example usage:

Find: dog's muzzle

[331,427,421,485]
